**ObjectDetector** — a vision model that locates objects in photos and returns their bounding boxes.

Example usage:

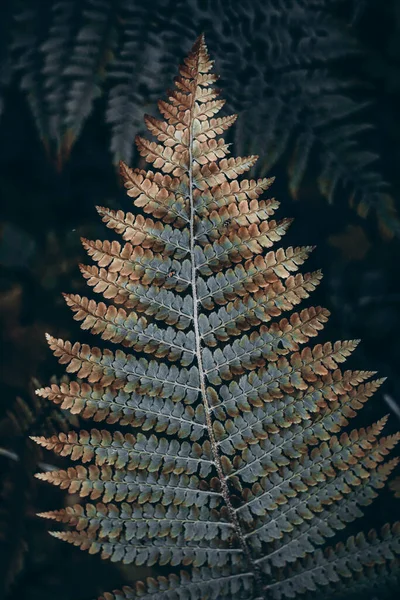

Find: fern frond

[39,1,83,165]
[58,0,118,164]
[33,34,400,600]
[11,2,52,151]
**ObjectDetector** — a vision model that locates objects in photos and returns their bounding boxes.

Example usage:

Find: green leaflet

[46,335,200,403]
[80,265,194,329]
[36,465,223,508]
[37,381,206,440]
[263,523,400,600]
[31,429,215,477]
[64,294,196,365]
[196,245,315,310]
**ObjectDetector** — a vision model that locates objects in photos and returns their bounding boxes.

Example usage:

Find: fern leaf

[36,382,206,440]
[194,218,293,277]
[45,335,200,402]
[197,246,315,310]
[80,264,193,328]
[11,3,51,151]
[96,207,190,259]
[254,457,400,570]
[39,501,233,546]
[119,162,189,226]
[33,35,400,600]
[211,368,379,429]
[81,238,192,291]
[48,528,242,568]
[31,429,214,477]
[199,271,324,345]
[215,378,386,459]
[36,464,223,507]
[97,567,254,599]
[195,178,275,217]
[135,135,189,176]
[59,0,118,163]
[63,294,196,365]
[235,424,399,514]
[196,198,280,242]
[39,1,83,166]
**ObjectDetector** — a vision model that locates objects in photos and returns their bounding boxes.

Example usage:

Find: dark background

[0,0,399,599]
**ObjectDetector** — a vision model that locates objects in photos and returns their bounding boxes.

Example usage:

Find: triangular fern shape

[32,34,400,600]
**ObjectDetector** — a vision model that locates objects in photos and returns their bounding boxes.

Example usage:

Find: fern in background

[0,378,77,596]
[4,0,400,236]
[0,1,13,119]
[31,35,400,600]
[390,476,400,498]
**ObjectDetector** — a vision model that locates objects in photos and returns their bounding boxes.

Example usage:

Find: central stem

[187,87,260,586]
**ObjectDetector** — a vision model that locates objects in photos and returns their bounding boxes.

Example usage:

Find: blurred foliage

[328,224,371,261]
[0,0,399,235]
[0,378,124,600]
[390,476,400,499]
